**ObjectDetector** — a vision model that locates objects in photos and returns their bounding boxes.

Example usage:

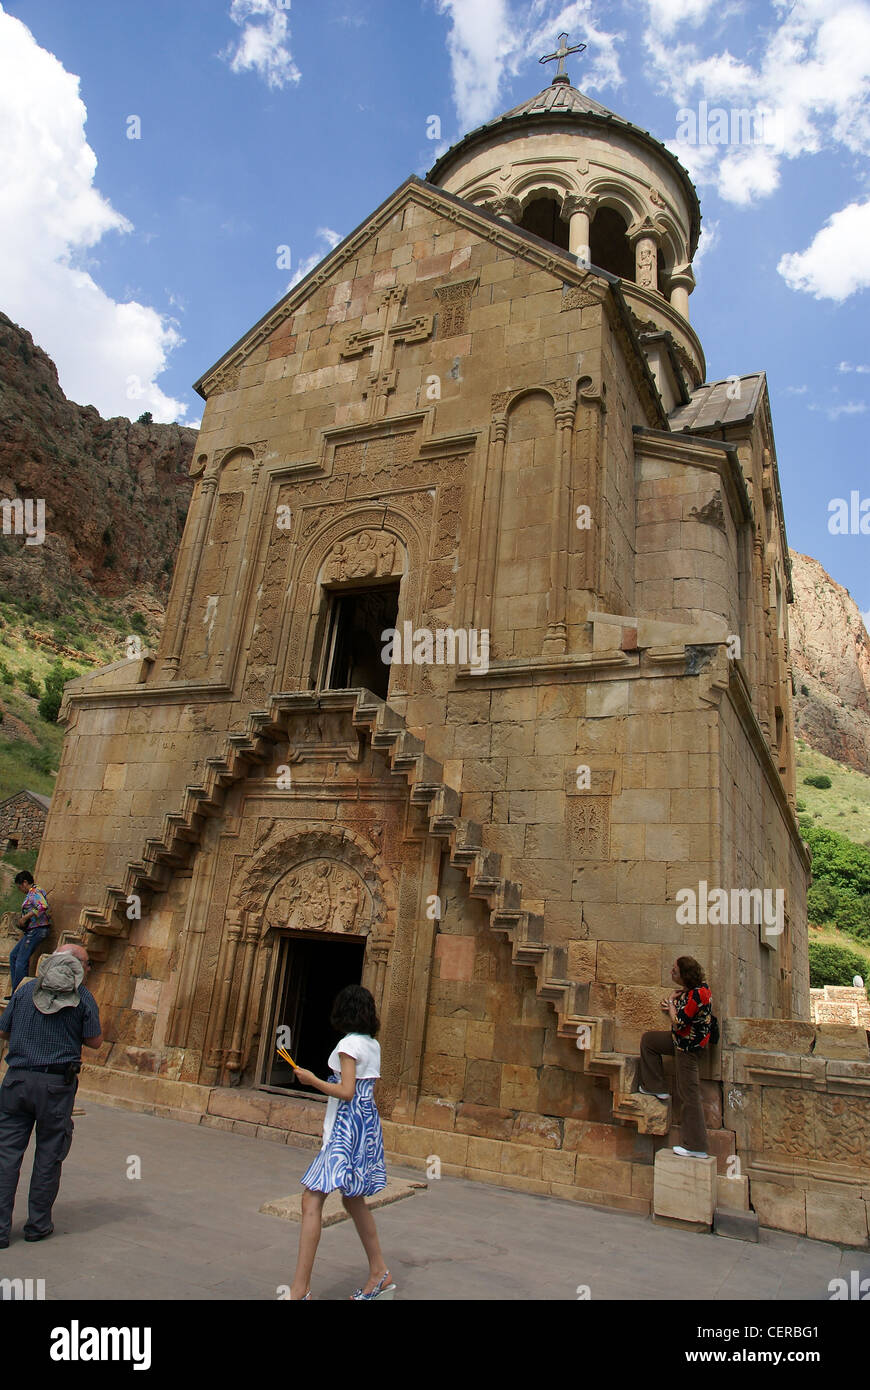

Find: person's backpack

[709,1013,720,1046]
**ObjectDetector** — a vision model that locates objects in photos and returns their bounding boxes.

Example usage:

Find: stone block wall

[722,1018,870,1247]
[0,792,47,851]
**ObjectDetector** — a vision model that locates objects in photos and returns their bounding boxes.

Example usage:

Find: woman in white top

[288,984,395,1300]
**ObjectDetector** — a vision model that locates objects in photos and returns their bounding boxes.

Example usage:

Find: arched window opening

[590,207,634,281]
[519,196,570,251]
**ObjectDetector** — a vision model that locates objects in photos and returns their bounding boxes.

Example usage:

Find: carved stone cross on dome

[341,288,434,419]
[540,32,586,85]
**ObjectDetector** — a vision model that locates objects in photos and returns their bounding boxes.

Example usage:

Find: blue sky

[1,0,869,615]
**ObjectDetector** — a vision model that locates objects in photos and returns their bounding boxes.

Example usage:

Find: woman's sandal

[350,1269,397,1301]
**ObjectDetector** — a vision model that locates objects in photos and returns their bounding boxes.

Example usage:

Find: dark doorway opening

[322,583,400,700]
[519,196,570,251]
[263,933,366,1095]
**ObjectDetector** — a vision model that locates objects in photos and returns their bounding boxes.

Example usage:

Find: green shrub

[795,799,806,813]
[804,825,870,895]
[21,670,41,699]
[37,660,76,724]
[803,773,832,789]
[129,611,148,636]
[808,940,869,990]
[24,743,54,774]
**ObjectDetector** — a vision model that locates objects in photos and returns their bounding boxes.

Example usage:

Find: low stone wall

[722,1018,870,1247]
[810,984,870,1029]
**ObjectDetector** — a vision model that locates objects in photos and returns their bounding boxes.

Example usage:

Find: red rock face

[0,312,196,612]
[788,549,870,775]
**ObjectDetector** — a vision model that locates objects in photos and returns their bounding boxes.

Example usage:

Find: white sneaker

[638,1084,669,1101]
[673,1146,708,1158]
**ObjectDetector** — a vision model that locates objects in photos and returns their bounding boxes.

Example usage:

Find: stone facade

[0,788,49,852]
[31,75,860,1237]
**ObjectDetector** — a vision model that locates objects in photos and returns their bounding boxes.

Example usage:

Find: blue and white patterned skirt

[301,1076,387,1197]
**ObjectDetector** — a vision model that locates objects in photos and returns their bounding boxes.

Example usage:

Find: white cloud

[288,228,343,288]
[645,0,870,210]
[839,360,870,372]
[435,0,622,131]
[809,399,868,418]
[645,0,718,36]
[785,384,809,394]
[223,0,300,89]
[778,198,870,300]
[0,6,187,422]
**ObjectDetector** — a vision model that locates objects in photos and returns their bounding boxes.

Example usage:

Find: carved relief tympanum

[266,859,373,934]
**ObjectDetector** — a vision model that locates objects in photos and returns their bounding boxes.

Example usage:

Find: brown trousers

[640,1031,707,1153]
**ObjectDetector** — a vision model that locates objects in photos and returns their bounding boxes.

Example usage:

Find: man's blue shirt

[0,980,101,1068]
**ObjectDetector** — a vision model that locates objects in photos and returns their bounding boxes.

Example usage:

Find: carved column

[669,264,696,320]
[366,938,390,1015]
[562,194,595,267]
[486,194,522,224]
[475,415,508,637]
[224,914,261,1077]
[543,402,577,656]
[164,470,218,679]
[205,910,243,1069]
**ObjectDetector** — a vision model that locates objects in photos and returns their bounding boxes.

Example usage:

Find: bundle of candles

[276,1044,298,1070]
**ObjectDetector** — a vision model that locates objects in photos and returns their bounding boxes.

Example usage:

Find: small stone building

[0,788,50,853]
[34,61,870,1242]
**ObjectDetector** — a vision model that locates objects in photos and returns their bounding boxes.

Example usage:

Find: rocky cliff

[789,550,870,775]
[0,312,195,614]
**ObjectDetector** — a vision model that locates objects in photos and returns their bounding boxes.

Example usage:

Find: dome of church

[427,42,702,335]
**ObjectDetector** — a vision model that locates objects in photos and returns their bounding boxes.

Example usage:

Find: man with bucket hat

[0,944,102,1246]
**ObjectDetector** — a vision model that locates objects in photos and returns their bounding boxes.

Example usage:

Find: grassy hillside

[795,739,870,847]
[0,591,159,805]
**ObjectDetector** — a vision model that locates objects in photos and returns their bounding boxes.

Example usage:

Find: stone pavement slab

[0,1102,866,1301]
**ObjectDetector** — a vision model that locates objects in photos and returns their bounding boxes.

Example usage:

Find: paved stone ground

[0,1101,866,1301]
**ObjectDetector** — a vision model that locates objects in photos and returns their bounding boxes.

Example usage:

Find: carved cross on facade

[540,32,586,84]
[341,288,434,419]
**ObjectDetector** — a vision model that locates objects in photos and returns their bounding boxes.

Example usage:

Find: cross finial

[539,32,586,85]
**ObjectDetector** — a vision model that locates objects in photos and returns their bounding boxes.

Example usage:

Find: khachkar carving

[434,277,479,338]
[266,861,373,934]
[341,288,433,419]
[567,796,611,859]
[325,530,400,581]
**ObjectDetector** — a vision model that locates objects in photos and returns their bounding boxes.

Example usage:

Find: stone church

[35,48,870,1241]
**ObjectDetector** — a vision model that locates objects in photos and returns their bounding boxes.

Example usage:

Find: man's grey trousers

[0,1069,76,1241]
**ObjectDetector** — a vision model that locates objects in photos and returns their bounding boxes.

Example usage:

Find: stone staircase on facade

[77,688,671,1137]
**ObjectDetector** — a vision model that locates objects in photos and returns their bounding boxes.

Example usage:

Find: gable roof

[192,175,667,428]
[0,788,50,812]
[668,374,766,432]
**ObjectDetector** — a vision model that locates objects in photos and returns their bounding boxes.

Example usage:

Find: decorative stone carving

[204,362,242,397]
[636,243,656,290]
[434,277,479,338]
[689,493,727,533]
[561,285,600,311]
[324,529,401,581]
[485,194,522,222]
[567,796,611,859]
[266,860,373,934]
